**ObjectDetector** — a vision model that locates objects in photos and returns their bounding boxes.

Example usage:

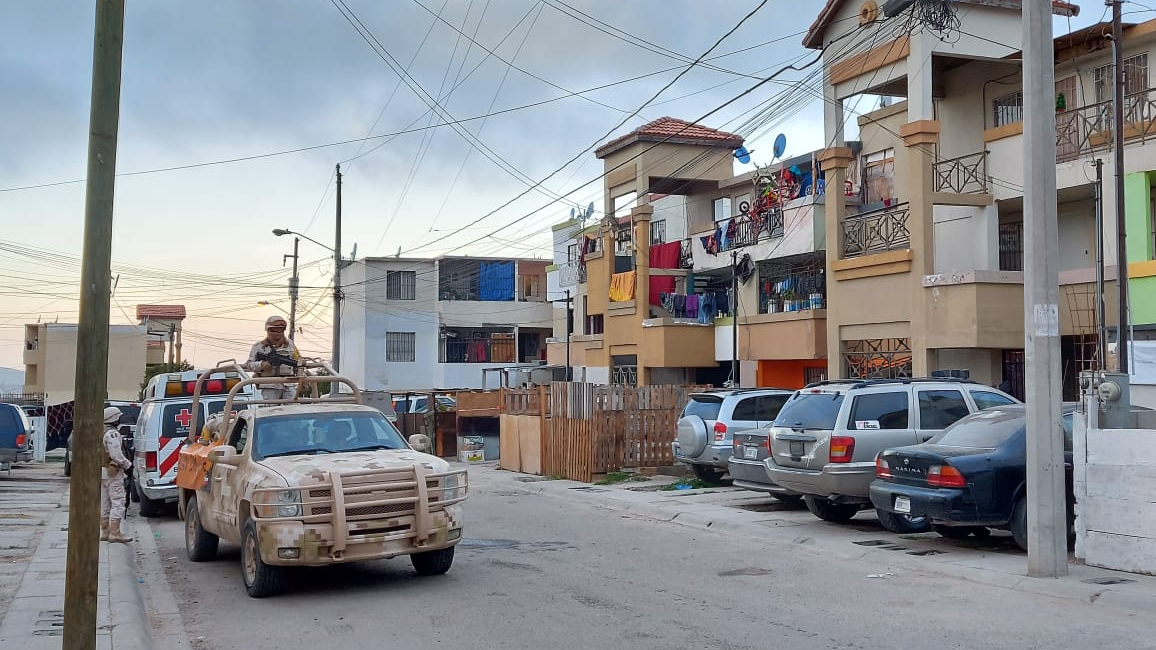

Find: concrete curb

[482,467,1156,614]
[108,519,155,650]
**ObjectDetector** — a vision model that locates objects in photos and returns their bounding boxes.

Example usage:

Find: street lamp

[273,223,341,370]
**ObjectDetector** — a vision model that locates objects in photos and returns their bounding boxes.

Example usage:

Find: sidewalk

[0,486,154,649]
[467,462,1156,614]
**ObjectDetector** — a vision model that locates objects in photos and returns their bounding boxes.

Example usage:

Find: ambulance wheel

[138,490,163,518]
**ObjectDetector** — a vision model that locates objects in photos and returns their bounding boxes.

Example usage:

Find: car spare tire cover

[677,416,709,458]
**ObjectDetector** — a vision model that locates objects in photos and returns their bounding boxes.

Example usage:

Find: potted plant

[782,289,796,312]
[1056,92,1066,113]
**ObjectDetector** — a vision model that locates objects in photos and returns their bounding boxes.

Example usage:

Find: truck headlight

[273,490,301,517]
[443,474,460,502]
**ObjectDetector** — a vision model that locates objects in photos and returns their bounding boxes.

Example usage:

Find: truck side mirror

[209,445,239,467]
[408,434,430,453]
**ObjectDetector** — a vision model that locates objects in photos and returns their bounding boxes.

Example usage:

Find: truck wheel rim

[243,533,257,585]
[185,507,196,549]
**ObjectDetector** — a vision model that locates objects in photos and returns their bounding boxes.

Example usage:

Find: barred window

[385,270,416,300]
[992,91,1023,127]
[386,332,416,362]
[1095,53,1149,102]
[650,220,667,246]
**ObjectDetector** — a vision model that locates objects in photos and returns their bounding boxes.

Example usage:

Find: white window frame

[713,197,732,222]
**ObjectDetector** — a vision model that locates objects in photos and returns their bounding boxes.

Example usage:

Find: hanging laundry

[699,292,717,323]
[650,276,675,308]
[719,219,732,250]
[661,292,675,313]
[649,241,681,269]
[609,271,636,302]
[700,232,719,256]
[686,294,699,319]
[673,293,686,318]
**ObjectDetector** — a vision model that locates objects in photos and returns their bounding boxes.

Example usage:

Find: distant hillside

[0,367,25,392]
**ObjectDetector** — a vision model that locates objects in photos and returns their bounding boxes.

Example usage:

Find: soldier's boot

[107,519,133,544]
[99,518,109,541]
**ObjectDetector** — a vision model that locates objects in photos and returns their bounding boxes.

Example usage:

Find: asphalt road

[145,469,1153,650]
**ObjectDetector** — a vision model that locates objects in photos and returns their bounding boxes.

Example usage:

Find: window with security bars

[992,91,1023,127]
[611,355,638,386]
[385,270,416,300]
[999,221,1023,271]
[650,220,667,245]
[844,338,912,380]
[385,332,415,362]
[803,366,826,386]
[1095,53,1149,103]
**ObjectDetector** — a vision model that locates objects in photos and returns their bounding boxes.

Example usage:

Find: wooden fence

[541,382,702,482]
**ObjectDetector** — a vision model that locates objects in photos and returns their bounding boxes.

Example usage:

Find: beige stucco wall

[26,324,147,404]
[741,313,827,361]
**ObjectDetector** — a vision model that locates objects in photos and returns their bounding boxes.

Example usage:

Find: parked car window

[774,393,844,430]
[931,408,1024,448]
[730,397,762,421]
[918,390,970,429]
[682,395,724,421]
[970,390,1017,410]
[756,395,790,421]
[848,392,909,430]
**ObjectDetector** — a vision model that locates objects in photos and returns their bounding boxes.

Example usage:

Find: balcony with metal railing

[841,202,910,258]
[933,151,989,194]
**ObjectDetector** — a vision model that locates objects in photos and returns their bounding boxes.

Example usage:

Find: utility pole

[284,237,300,338]
[333,163,343,372]
[1111,0,1131,372]
[1093,159,1107,368]
[1022,0,1068,578]
[564,289,572,381]
[65,1,125,649]
[167,323,175,364]
[731,250,739,388]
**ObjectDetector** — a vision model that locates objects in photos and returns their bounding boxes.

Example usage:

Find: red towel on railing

[649,276,675,308]
[649,241,681,269]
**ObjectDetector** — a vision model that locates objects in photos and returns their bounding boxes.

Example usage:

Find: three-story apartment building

[341,256,553,391]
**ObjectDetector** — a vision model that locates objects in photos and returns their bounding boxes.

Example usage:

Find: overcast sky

[0,0,1108,373]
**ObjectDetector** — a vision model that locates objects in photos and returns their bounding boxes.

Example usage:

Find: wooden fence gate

[544,382,699,482]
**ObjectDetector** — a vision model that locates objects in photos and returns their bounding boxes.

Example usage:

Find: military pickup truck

[175,361,468,598]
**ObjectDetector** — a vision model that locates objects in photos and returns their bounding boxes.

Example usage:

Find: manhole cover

[907,549,946,556]
[1082,576,1136,586]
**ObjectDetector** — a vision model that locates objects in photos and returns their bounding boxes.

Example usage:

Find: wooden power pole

[64,1,126,648]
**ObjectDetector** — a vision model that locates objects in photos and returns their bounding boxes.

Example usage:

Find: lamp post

[273,227,339,368]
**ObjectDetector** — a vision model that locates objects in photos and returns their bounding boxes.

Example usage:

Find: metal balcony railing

[1055,88,1156,162]
[933,151,988,194]
[842,202,910,258]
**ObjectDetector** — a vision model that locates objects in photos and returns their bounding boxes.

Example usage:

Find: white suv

[764,378,1018,533]
[673,389,794,484]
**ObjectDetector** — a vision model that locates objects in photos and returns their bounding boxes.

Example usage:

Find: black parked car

[869,404,1077,550]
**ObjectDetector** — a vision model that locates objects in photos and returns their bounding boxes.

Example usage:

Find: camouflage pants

[260,384,297,401]
[101,469,126,521]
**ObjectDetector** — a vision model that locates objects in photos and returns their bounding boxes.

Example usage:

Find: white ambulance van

[132,369,256,517]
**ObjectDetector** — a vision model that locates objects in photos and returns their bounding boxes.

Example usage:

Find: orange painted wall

[757,359,828,389]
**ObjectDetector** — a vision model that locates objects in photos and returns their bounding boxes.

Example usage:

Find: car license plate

[894,495,911,514]
[743,446,758,459]
[789,441,804,457]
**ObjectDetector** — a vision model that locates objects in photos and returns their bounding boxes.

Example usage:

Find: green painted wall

[1124,172,1156,325]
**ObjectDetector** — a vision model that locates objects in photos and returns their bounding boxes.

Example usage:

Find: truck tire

[411,547,455,576]
[184,495,219,562]
[138,490,164,518]
[804,495,860,523]
[691,464,726,485]
[241,520,286,597]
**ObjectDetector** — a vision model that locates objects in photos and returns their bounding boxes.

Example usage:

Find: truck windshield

[253,412,408,460]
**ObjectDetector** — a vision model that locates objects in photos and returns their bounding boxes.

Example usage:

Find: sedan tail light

[927,465,967,488]
[713,421,728,442]
[829,436,855,463]
[875,457,892,479]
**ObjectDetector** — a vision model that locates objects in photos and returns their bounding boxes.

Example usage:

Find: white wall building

[342,256,554,391]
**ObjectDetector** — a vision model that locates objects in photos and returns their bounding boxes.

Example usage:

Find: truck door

[208,418,248,533]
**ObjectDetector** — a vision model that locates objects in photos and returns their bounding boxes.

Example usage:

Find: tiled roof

[136,304,186,320]
[803,0,1080,49]
[594,117,744,159]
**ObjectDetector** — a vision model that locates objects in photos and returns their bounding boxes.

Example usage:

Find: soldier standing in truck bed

[244,315,302,401]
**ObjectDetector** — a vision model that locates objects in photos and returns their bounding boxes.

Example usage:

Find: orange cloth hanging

[609,271,636,302]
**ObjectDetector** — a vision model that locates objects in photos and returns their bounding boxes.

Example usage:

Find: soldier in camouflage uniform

[101,407,134,543]
[244,315,302,401]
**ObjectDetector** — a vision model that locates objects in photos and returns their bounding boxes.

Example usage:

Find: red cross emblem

[174,408,193,428]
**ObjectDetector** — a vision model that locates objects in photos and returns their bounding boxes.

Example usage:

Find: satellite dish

[350,243,358,261]
[585,202,595,218]
[733,146,751,165]
[773,134,787,159]
[570,207,576,220]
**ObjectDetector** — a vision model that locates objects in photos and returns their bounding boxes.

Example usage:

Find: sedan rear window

[774,393,844,430]
[682,395,723,421]
[931,408,1025,448]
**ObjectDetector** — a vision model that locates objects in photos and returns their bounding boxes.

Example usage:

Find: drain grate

[1082,576,1136,586]
[33,610,63,636]
[907,549,946,556]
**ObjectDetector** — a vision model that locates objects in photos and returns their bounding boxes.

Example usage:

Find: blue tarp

[479,261,515,301]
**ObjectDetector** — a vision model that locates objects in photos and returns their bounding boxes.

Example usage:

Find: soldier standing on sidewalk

[100,406,133,543]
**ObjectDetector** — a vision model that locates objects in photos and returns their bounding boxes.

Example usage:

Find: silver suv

[673,389,794,484]
[764,379,1018,532]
